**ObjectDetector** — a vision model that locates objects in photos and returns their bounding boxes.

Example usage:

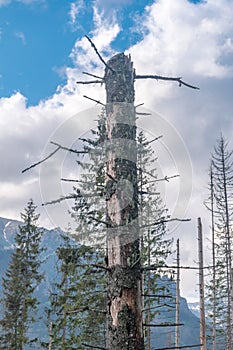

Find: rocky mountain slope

[0,217,201,349]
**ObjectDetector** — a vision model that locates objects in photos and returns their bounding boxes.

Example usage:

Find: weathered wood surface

[105,54,144,350]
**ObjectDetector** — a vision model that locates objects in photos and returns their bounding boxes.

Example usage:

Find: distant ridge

[0,216,201,349]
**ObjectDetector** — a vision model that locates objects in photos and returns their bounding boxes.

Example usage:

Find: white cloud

[126,0,233,295]
[70,6,120,72]
[129,0,233,79]
[69,0,85,27]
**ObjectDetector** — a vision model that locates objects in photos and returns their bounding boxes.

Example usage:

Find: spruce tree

[137,131,173,350]
[47,234,106,349]
[67,114,173,349]
[0,199,44,350]
[205,136,233,350]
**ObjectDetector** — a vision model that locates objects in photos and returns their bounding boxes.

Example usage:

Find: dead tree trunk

[210,165,216,350]
[175,239,180,349]
[198,217,206,350]
[104,53,144,350]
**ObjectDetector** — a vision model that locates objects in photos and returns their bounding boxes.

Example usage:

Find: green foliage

[47,235,106,349]
[0,199,44,349]
[51,111,173,349]
[137,131,173,348]
[71,110,107,247]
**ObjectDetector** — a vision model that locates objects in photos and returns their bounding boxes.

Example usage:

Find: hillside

[0,217,201,349]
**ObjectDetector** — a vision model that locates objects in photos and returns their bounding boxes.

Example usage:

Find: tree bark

[175,239,180,349]
[198,218,206,350]
[104,53,144,350]
[210,165,216,350]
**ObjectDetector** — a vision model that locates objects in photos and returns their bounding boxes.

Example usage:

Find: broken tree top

[76,35,199,92]
[105,53,135,103]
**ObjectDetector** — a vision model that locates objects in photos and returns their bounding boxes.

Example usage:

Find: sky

[1,0,233,302]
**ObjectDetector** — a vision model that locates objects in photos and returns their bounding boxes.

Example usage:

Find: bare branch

[76,80,103,85]
[145,175,180,184]
[138,191,160,196]
[143,264,212,271]
[61,178,82,183]
[157,174,180,182]
[89,216,109,226]
[61,178,104,188]
[85,35,114,73]
[152,344,202,350]
[22,146,60,173]
[42,194,77,206]
[83,95,105,106]
[143,323,184,327]
[142,135,163,146]
[140,217,191,230]
[135,74,199,90]
[135,103,144,108]
[82,71,104,80]
[136,112,152,116]
[138,168,179,183]
[50,141,88,154]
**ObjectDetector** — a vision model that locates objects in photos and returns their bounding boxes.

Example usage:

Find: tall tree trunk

[48,322,53,350]
[146,226,151,350]
[105,53,144,350]
[221,149,233,350]
[210,165,216,350]
[175,239,180,349]
[198,217,206,350]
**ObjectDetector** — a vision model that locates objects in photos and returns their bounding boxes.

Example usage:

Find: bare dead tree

[175,239,180,349]
[198,218,206,350]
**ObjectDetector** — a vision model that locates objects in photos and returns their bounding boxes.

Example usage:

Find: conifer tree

[0,199,44,350]
[137,131,173,350]
[205,136,233,350]
[68,114,173,349]
[47,234,106,349]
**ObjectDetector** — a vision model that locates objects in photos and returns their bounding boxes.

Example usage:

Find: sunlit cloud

[69,0,84,24]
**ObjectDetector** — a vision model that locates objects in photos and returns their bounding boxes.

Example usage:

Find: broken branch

[85,35,114,73]
[42,194,77,206]
[135,103,144,108]
[153,344,202,350]
[140,217,191,230]
[136,112,152,116]
[83,95,105,106]
[76,80,102,85]
[82,71,104,80]
[142,135,163,146]
[143,264,212,271]
[143,323,184,327]
[135,74,199,90]
[50,141,88,154]
[22,146,61,173]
